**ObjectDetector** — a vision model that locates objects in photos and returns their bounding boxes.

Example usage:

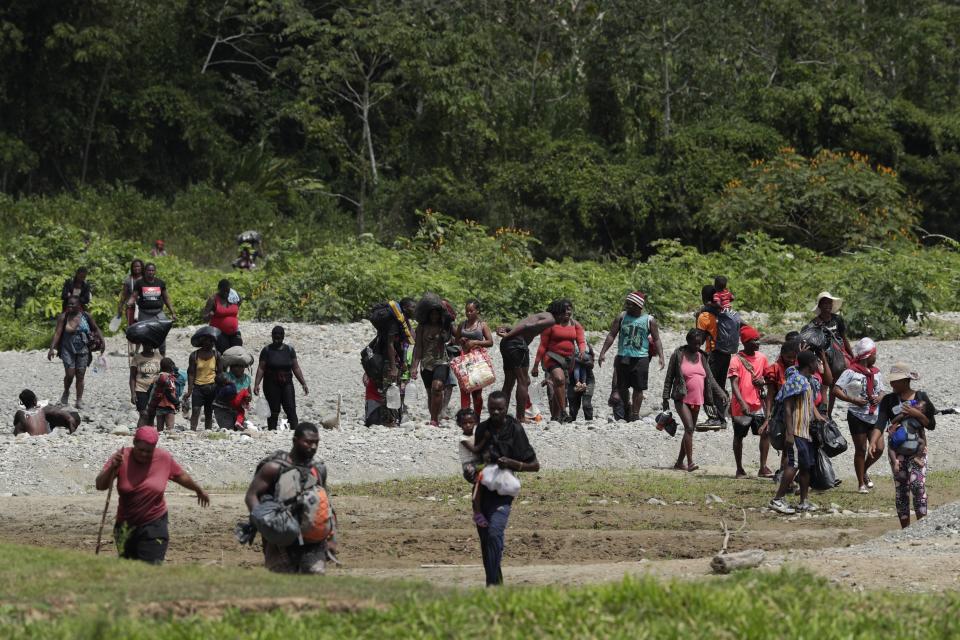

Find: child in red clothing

[147,357,180,431]
[712,275,734,311]
[231,387,251,429]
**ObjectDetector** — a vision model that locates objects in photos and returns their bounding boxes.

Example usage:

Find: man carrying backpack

[244,422,334,574]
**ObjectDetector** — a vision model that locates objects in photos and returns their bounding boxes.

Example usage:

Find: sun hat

[739,325,760,344]
[625,291,646,309]
[887,362,919,383]
[812,291,843,314]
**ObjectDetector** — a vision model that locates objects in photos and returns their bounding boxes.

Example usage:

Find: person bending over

[14,389,80,436]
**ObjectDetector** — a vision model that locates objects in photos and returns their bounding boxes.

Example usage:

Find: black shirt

[876,390,936,432]
[259,343,297,373]
[61,278,91,307]
[474,416,537,465]
[134,277,166,312]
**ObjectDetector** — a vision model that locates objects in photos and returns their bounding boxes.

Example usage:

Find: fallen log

[710,549,765,574]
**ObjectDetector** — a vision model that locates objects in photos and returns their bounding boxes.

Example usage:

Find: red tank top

[210,296,239,335]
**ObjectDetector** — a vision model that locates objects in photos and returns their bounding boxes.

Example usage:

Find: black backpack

[767,399,787,451]
[368,301,398,333]
[360,338,386,382]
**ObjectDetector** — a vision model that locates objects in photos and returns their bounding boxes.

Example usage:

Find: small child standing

[712,275,734,312]
[457,408,490,527]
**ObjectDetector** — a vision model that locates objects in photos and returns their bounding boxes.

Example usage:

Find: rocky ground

[0,321,957,496]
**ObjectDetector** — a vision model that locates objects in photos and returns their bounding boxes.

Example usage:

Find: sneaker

[865,475,874,489]
[858,485,870,494]
[798,501,819,512]
[769,498,796,515]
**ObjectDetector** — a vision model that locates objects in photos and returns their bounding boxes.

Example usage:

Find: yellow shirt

[195,353,217,386]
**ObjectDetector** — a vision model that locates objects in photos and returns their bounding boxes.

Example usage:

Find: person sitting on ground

[146,358,181,431]
[497,305,564,422]
[729,325,773,479]
[875,363,936,529]
[472,391,540,586]
[411,299,454,427]
[662,329,726,472]
[183,336,220,431]
[96,426,209,564]
[126,263,177,355]
[768,351,824,515]
[453,299,494,419]
[712,275,734,312]
[61,267,92,310]
[598,291,665,422]
[567,343,596,421]
[834,337,886,494]
[203,279,242,351]
[245,422,330,574]
[532,299,586,422]
[457,408,490,527]
[14,389,80,436]
[150,239,167,257]
[130,344,162,427]
[48,295,105,409]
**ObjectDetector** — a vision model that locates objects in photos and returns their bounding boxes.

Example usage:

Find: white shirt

[835,369,886,424]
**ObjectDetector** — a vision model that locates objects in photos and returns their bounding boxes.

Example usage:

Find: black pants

[706,351,731,421]
[115,513,169,564]
[567,371,595,420]
[264,378,297,430]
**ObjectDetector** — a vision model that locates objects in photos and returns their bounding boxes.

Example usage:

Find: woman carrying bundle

[453,299,494,419]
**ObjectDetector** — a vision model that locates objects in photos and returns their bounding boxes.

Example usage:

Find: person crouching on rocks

[96,426,209,564]
[245,422,334,574]
[14,389,80,436]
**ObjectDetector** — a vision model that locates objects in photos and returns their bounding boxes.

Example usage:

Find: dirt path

[3,490,954,590]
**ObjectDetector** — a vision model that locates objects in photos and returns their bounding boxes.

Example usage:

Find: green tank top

[618,313,650,358]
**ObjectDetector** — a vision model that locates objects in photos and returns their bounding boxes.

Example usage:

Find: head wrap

[134,426,159,445]
[853,337,877,361]
[625,291,646,309]
[739,325,760,344]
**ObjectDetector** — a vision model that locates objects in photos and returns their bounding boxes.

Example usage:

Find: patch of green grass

[4,566,960,638]
[0,542,434,614]
[337,468,960,514]
[920,317,960,341]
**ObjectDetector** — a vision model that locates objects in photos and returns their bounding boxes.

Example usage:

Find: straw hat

[812,291,843,314]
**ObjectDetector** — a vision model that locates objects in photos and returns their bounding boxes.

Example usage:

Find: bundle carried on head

[415,292,454,328]
[125,320,173,348]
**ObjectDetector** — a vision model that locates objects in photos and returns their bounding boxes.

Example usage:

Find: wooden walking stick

[95,449,121,555]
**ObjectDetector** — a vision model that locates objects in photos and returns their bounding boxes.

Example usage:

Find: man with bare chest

[497,302,565,421]
[14,389,80,436]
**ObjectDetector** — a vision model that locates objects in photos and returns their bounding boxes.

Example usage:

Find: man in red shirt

[728,326,772,478]
[96,426,209,564]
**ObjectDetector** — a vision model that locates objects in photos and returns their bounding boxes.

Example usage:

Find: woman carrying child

[874,362,936,528]
[453,299,494,419]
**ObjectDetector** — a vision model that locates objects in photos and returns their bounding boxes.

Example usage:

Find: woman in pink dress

[662,329,726,471]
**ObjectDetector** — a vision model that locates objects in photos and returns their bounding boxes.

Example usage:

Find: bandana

[850,337,880,414]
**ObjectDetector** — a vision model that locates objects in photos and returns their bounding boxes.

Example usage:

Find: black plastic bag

[191,325,222,348]
[799,323,828,353]
[125,319,173,348]
[813,420,848,458]
[811,447,842,491]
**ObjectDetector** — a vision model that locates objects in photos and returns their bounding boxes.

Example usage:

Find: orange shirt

[696,311,718,353]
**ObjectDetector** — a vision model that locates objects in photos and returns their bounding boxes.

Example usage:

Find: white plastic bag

[92,355,108,375]
[108,315,122,333]
[480,464,521,497]
[254,396,271,419]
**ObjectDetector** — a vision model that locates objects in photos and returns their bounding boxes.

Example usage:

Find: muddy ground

[4,469,958,591]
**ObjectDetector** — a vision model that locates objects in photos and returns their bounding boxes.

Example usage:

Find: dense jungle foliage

[1,0,959,258]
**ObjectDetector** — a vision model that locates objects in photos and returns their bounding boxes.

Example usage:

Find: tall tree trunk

[81,62,110,186]
[362,81,378,185]
[661,17,672,138]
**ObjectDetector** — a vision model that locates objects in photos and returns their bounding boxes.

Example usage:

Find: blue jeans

[477,491,513,586]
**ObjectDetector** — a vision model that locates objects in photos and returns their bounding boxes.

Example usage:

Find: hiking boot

[769,498,796,515]
[798,501,819,512]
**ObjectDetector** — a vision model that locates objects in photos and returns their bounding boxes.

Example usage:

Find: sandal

[758,467,775,478]
[673,463,687,471]
[686,464,699,472]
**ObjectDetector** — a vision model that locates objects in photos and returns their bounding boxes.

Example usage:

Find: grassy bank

[2,542,960,638]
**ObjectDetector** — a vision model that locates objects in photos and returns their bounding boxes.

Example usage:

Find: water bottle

[386,383,401,410]
[92,355,108,375]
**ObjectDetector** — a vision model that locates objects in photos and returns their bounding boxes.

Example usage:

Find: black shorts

[422,364,451,390]
[500,337,530,371]
[615,356,649,391]
[732,414,764,439]
[135,391,150,413]
[847,412,878,436]
[115,513,169,564]
[786,438,816,471]
[191,383,217,411]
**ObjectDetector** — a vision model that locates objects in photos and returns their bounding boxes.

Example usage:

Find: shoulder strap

[736,353,758,378]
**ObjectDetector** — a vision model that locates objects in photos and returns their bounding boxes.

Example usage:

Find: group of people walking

[31,258,941,583]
